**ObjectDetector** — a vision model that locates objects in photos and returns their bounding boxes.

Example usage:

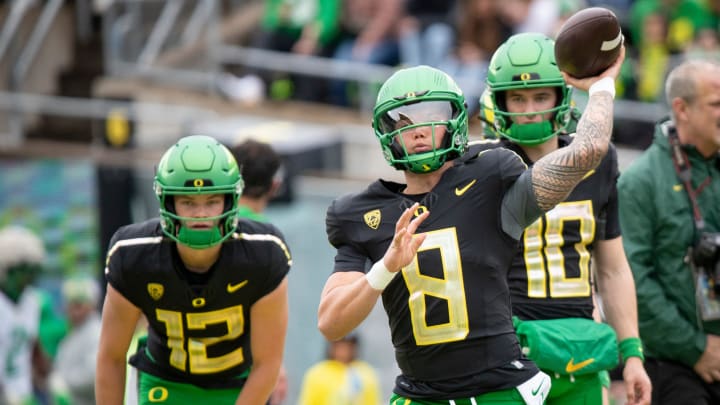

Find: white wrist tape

[588,76,616,99]
[365,260,397,291]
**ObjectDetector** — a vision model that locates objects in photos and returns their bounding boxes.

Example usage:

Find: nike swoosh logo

[601,32,623,51]
[565,357,595,373]
[227,280,248,293]
[455,179,477,196]
[531,379,544,396]
[581,169,595,180]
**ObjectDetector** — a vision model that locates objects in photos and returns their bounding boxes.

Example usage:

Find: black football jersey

[468,136,621,320]
[326,148,541,398]
[105,218,291,388]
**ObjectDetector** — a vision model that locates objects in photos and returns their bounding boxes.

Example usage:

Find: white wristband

[588,76,616,99]
[365,260,397,291]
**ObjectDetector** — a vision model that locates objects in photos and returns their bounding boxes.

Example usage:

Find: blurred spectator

[231,139,283,221]
[256,0,340,56]
[228,0,342,103]
[629,0,713,54]
[550,0,587,37]
[396,0,456,68]
[52,276,102,405]
[0,226,68,405]
[439,0,513,114]
[497,0,560,36]
[620,12,674,102]
[328,0,403,107]
[685,28,720,61]
[297,334,381,405]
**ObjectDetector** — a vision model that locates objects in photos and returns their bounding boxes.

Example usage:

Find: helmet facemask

[486,33,573,146]
[156,186,243,249]
[373,66,468,174]
[154,136,244,249]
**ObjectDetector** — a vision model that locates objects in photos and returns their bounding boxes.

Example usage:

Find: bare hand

[622,357,652,405]
[383,203,429,272]
[561,45,626,92]
[694,334,720,383]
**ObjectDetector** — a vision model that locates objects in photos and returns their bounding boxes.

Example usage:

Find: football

[554,7,623,78]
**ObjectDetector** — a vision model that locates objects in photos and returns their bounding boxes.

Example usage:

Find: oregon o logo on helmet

[520,73,531,81]
[193,179,204,187]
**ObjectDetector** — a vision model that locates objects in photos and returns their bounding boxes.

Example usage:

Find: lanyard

[667,124,710,236]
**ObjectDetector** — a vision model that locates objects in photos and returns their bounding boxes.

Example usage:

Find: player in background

[230,138,288,405]
[231,139,284,222]
[0,226,71,405]
[96,135,292,405]
[297,334,381,405]
[318,50,623,404]
[469,32,651,405]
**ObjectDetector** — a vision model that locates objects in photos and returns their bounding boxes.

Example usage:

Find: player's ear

[269,178,282,199]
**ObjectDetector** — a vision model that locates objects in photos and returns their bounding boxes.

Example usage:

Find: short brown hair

[231,139,282,198]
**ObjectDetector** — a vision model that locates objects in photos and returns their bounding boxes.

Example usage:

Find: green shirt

[237,205,268,222]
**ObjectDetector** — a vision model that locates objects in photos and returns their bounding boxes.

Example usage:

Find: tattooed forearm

[532,91,614,210]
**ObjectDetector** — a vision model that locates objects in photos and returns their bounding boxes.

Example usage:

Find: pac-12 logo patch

[364,209,381,230]
[147,283,164,301]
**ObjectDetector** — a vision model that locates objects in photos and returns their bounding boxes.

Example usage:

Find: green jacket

[618,119,720,367]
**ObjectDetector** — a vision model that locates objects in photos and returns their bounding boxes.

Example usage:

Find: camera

[693,232,720,294]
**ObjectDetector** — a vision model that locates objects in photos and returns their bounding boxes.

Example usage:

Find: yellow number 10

[523,201,595,298]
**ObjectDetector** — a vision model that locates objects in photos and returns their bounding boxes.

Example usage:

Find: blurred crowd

[219,0,720,108]
[0,226,101,405]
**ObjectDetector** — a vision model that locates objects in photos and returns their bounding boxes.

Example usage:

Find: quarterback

[318,50,623,404]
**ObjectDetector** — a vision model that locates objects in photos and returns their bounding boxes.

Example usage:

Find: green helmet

[0,226,45,302]
[373,65,468,173]
[154,135,244,248]
[486,33,572,145]
[478,88,499,139]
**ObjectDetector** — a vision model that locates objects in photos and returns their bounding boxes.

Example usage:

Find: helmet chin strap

[176,226,224,248]
[506,121,555,146]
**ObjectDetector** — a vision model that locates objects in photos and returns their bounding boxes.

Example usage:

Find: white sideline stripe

[236,232,293,265]
[601,32,623,51]
[104,236,163,273]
